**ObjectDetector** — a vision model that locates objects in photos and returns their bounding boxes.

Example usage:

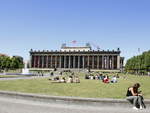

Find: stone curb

[0,91,150,107]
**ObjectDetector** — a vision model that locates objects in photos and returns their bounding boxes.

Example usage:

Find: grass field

[0,73,150,99]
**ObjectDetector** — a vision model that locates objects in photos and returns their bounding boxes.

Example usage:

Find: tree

[12,56,24,69]
[125,50,150,74]
[0,55,24,71]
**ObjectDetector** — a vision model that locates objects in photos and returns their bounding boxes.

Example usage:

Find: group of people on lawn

[51,75,80,83]
[85,74,119,83]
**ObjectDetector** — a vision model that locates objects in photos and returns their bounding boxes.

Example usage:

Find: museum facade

[29,44,124,71]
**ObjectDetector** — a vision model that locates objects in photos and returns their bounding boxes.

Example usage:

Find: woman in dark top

[126,83,146,110]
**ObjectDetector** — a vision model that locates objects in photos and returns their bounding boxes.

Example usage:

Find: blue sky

[0,0,150,62]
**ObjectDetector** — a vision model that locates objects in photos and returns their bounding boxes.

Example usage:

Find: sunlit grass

[0,73,150,99]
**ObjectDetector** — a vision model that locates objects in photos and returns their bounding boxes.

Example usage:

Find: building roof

[61,46,91,52]
[62,46,90,49]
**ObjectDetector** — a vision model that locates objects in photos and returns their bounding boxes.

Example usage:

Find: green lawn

[0,73,150,99]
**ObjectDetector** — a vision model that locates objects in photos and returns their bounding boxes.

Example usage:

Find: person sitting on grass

[67,76,73,83]
[110,76,117,83]
[51,77,66,83]
[53,77,59,81]
[59,77,66,83]
[73,76,80,83]
[103,76,110,83]
[126,83,146,110]
[51,77,59,83]
[85,75,90,79]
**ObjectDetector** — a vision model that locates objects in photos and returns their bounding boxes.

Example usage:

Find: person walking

[126,83,146,110]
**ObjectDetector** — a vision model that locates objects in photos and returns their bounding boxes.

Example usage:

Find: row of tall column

[31,55,120,69]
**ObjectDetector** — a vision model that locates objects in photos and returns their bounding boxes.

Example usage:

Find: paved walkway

[0,96,149,113]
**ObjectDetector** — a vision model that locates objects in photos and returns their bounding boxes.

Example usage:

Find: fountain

[22,60,30,75]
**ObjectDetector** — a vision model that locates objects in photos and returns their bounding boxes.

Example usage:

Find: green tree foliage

[125,50,150,73]
[12,56,24,69]
[0,55,24,71]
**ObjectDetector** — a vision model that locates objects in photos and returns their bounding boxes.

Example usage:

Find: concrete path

[0,96,149,113]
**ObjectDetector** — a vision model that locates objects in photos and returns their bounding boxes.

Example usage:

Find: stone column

[36,56,38,68]
[97,55,99,69]
[40,55,44,68]
[64,55,66,68]
[102,55,104,69]
[106,56,108,69]
[34,56,36,68]
[29,55,32,68]
[41,56,43,68]
[109,56,111,69]
[46,55,48,68]
[105,56,107,69]
[54,56,57,68]
[73,56,75,68]
[32,55,34,68]
[104,56,106,69]
[109,56,112,69]
[111,56,114,69]
[107,56,109,69]
[59,56,61,68]
[117,55,120,70]
[74,56,76,68]
[83,56,85,69]
[37,56,40,68]
[37,56,38,68]
[43,55,44,68]
[78,56,80,69]
[88,56,90,68]
[69,56,71,68]
[92,56,94,69]
[50,55,53,68]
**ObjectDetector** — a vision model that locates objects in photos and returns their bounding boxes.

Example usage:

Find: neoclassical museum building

[29,44,124,71]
